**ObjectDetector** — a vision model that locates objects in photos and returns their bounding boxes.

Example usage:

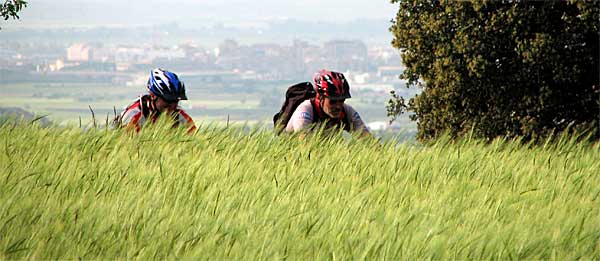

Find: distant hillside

[0,107,50,125]
[1,19,394,46]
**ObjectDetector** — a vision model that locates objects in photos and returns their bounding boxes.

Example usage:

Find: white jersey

[285,99,369,133]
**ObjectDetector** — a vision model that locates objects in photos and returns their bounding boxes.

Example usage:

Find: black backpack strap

[140,95,152,119]
[309,98,321,122]
[342,108,352,132]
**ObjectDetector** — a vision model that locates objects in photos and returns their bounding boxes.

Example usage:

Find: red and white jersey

[285,99,369,134]
[118,94,196,133]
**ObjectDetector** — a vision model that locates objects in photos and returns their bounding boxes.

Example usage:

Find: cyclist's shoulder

[122,103,141,116]
[295,99,314,112]
[292,99,315,119]
[121,107,143,123]
[343,103,361,117]
[120,96,147,123]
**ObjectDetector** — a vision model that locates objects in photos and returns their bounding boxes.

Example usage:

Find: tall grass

[1,121,599,259]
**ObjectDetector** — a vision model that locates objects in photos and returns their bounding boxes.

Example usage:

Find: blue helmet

[147,68,187,102]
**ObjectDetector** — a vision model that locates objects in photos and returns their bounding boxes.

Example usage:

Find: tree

[388,0,599,141]
[1,0,27,29]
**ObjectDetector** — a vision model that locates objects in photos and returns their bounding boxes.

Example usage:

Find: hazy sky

[6,0,398,27]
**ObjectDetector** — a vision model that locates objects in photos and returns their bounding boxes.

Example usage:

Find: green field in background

[0,82,402,127]
[1,83,262,123]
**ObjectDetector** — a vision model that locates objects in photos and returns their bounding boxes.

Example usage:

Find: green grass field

[1,122,599,259]
[0,82,407,128]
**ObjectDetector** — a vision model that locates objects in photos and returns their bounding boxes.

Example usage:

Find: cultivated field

[0,82,403,127]
[1,122,598,259]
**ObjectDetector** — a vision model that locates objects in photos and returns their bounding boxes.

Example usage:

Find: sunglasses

[327,98,346,104]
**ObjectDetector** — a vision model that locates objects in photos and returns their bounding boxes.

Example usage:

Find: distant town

[1,39,407,91]
[0,21,409,89]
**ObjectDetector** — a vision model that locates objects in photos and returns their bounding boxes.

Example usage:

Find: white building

[67,44,90,62]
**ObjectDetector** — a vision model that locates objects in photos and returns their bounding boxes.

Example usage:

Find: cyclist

[285,69,370,137]
[115,68,196,133]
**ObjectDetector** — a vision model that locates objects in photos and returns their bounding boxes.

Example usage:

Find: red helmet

[313,69,351,100]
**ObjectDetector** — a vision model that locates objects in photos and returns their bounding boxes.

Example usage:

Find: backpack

[273,82,316,133]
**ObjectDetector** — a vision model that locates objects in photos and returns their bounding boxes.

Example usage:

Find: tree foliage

[388,0,599,141]
[1,0,27,29]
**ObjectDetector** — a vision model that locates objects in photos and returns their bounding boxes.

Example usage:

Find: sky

[5,0,398,28]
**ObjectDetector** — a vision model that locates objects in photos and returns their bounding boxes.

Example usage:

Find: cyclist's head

[313,69,351,101]
[314,69,351,118]
[321,96,345,118]
[147,68,187,103]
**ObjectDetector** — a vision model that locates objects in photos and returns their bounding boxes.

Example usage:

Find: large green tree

[1,0,27,29]
[388,0,599,141]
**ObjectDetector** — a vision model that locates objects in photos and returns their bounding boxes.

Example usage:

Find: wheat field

[1,121,599,259]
